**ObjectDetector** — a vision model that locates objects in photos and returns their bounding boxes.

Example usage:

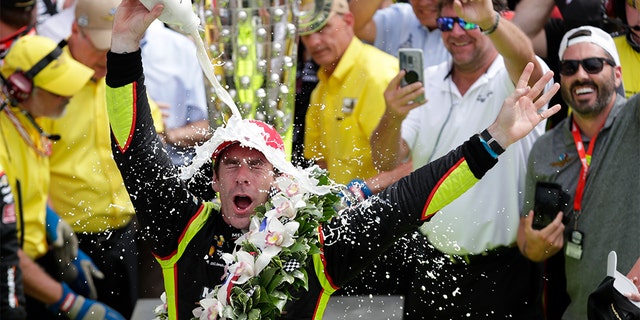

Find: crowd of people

[0,0,639,319]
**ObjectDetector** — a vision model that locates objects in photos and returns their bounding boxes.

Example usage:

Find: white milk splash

[180,30,333,196]
[139,0,334,195]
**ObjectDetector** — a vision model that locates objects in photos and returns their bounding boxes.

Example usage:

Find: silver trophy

[195,0,331,148]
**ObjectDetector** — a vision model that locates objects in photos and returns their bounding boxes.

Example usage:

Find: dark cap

[0,0,35,10]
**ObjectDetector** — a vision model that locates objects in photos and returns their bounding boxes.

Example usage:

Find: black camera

[533,182,571,229]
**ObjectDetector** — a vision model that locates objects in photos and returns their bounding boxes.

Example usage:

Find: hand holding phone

[533,181,571,229]
[398,48,426,103]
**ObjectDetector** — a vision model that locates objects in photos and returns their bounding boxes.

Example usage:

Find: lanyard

[570,118,600,212]
[2,107,52,157]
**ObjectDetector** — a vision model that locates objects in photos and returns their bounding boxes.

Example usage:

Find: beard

[561,73,616,119]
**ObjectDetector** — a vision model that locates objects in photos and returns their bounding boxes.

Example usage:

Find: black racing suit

[0,169,27,320]
[106,50,499,320]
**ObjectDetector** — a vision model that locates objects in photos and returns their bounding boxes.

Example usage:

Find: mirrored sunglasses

[559,58,616,76]
[436,16,479,32]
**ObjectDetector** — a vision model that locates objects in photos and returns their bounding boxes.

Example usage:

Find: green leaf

[254,205,266,215]
[291,269,306,282]
[289,240,309,253]
[270,290,288,311]
[259,267,277,288]
[265,273,285,292]
[241,241,259,253]
[300,267,310,291]
[248,308,261,320]
[281,271,295,285]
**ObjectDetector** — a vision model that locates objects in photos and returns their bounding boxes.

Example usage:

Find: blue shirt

[373,3,450,67]
[141,21,208,166]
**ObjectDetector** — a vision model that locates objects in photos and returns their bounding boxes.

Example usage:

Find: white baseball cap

[558,26,620,66]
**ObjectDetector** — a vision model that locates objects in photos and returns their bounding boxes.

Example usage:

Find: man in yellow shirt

[300,0,413,298]
[42,0,163,318]
[0,35,124,319]
[301,0,410,195]
[613,0,640,97]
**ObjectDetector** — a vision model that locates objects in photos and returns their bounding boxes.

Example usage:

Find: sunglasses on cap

[436,17,479,32]
[559,57,616,76]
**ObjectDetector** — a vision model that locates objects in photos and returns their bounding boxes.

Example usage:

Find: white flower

[152,292,168,319]
[270,196,296,219]
[232,216,262,247]
[274,176,300,196]
[249,217,298,249]
[226,251,256,285]
[221,252,236,266]
[192,170,338,319]
[192,296,223,320]
[248,217,300,273]
[274,174,320,200]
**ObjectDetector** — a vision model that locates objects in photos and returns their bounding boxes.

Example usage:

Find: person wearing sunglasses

[349,0,451,68]
[518,25,640,320]
[513,0,638,130]
[371,0,553,318]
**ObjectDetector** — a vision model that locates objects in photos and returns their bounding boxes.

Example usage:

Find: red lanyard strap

[570,119,600,212]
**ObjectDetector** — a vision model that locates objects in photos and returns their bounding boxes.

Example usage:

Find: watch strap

[480,129,505,155]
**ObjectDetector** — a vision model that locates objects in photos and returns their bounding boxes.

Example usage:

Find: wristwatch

[480,129,505,156]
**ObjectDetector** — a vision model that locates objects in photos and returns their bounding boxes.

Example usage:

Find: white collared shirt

[402,56,550,254]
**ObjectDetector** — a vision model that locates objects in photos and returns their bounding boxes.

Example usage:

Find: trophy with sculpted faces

[195,0,331,152]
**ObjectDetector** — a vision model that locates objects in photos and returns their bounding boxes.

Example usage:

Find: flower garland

[152,293,168,320]
[154,167,348,320]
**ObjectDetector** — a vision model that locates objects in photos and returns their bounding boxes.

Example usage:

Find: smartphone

[533,181,571,229]
[398,48,426,103]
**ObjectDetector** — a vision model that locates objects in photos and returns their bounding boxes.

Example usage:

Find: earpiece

[3,71,32,104]
[1,40,67,105]
[0,39,67,141]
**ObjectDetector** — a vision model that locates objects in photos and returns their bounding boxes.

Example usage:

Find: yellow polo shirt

[0,106,51,259]
[304,38,398,184]
[46,77,164,233]
[614,35,640,98]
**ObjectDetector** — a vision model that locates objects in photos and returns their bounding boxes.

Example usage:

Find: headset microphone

[0,40,67,141]
[1,39,67,105]
[21,110,61,141]
[1,76,62,141]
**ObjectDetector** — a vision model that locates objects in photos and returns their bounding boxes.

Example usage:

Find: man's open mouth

[234,195,253,211]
